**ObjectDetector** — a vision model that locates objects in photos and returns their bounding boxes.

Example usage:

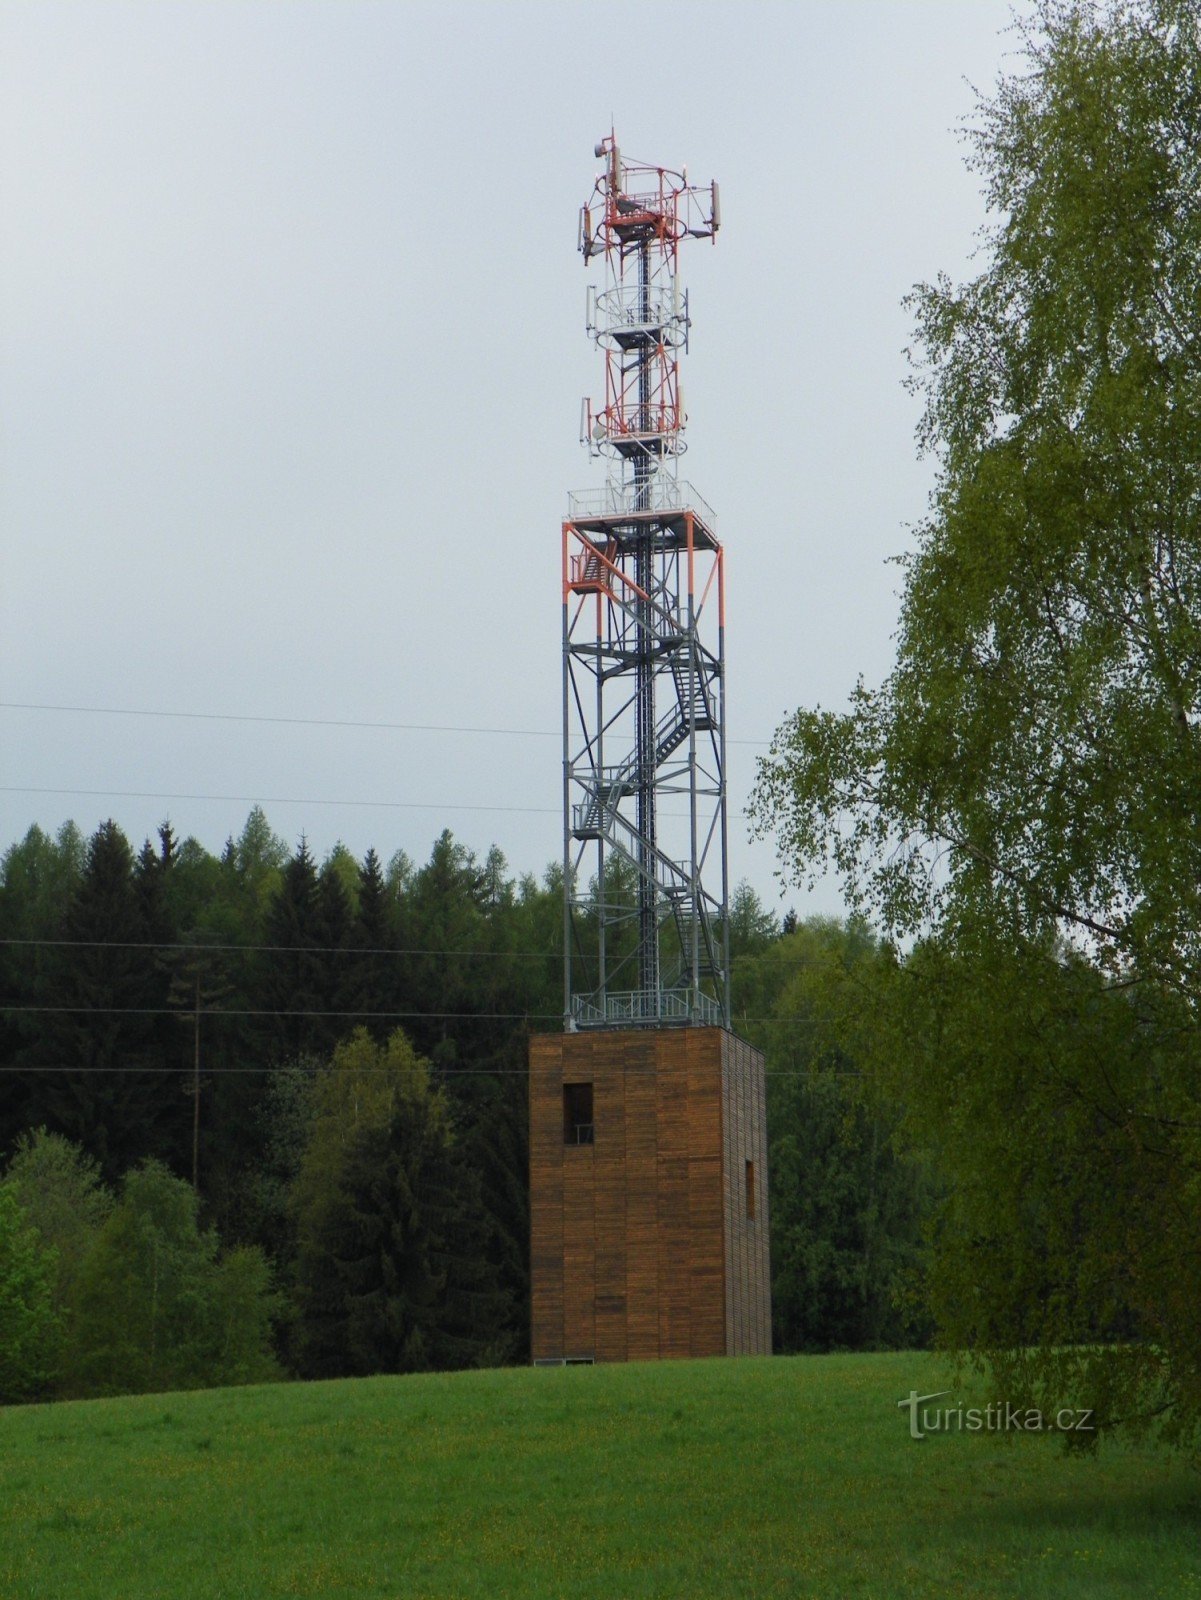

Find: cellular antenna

[562,133,726,1029]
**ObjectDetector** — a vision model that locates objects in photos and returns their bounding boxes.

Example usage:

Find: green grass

[0,1352,1197,1599]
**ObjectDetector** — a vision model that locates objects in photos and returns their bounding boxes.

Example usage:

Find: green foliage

[5,1127,112,1310]
[736,920,934,1353]
[321,842,361,911]
[768,1070,933,1355]
[0,822,85,929]
[0,1181,60,1402]
[751,1,1201,1444]
[0,806,649,1382]
[751,0,1201,983]
[454,1049,530,1363]
[871,934,1201,1449]
[69,1160,280,1396]
[224,805,289,923]
[400,830,495,1067]
[292,1030,438,1221]
[258,836,325,1063]
[0,824,85,1145]
[291,1029,514,1376]
[349,846,399,1038]
[218,1056,319,1260]
[28,820,189,1177]
[209,1245,286,1387]
[0,811,566,1381]
[726,879,780,961]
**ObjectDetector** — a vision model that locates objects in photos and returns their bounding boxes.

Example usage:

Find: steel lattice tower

[562,134,726,1030]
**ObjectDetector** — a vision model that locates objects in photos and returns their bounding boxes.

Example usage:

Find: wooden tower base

[529,1027,771,1363]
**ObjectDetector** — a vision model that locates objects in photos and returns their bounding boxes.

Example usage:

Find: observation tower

[530,137,770,1366]
[562,133,727,1030]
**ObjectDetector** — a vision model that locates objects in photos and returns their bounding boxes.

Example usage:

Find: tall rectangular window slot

[564,1082,594,1146]
[745,1159,756,1221]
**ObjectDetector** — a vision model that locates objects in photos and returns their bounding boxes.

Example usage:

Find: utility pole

[192,966,201,1192]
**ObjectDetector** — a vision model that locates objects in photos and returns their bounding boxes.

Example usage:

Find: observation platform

[565,479,718,549]
[571,987,723,1029]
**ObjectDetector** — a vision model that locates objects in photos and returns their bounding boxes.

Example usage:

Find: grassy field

[0,1351,1197,1599]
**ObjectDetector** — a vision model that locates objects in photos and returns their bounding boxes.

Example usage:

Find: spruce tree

[351,847,399,1039]
[257,837,323,1062]
[313,859,354,1050]
[0,824,87,1148]
[290,1028,513,1377]
[30,821,185,1178]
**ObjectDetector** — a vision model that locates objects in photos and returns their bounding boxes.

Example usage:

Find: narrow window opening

[745,1158,756,1221]
[564,1082,594,1145]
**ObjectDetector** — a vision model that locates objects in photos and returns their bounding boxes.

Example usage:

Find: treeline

[0,809,553,1390]
[0,809,936,1399]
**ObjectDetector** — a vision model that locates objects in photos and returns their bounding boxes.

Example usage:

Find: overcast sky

[2,0,1021,916]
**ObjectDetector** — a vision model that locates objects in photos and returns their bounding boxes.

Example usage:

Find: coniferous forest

[0,808,931,1402]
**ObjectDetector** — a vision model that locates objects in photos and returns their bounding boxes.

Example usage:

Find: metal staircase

[572,654,713,842]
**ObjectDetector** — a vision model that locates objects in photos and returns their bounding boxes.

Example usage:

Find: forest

[0,809,930,1401]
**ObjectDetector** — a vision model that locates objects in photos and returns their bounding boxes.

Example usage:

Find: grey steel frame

[562,500,730,1030]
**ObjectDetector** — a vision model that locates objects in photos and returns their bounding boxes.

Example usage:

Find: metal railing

[616,190,674,221]
[571,790,692,898]
[572,988,723,1028]
[566,478,717,531]
[590,284,687,344]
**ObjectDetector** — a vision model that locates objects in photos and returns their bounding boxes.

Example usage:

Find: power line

[0,937,562,960]
[0,1065,860,1077]
[0,1005,558,1020]
[0,700,773,748]
[0,784,707,824]
[0,937,816,972]
[0,784,562,819]
[0,702,558,739]
[1,1002,825,1027]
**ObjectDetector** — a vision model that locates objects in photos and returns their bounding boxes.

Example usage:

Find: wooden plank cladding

[529,1027,771,1363]
[721,1029,772,1357]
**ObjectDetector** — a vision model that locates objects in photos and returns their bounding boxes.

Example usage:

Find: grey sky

[2,0,1018,914]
